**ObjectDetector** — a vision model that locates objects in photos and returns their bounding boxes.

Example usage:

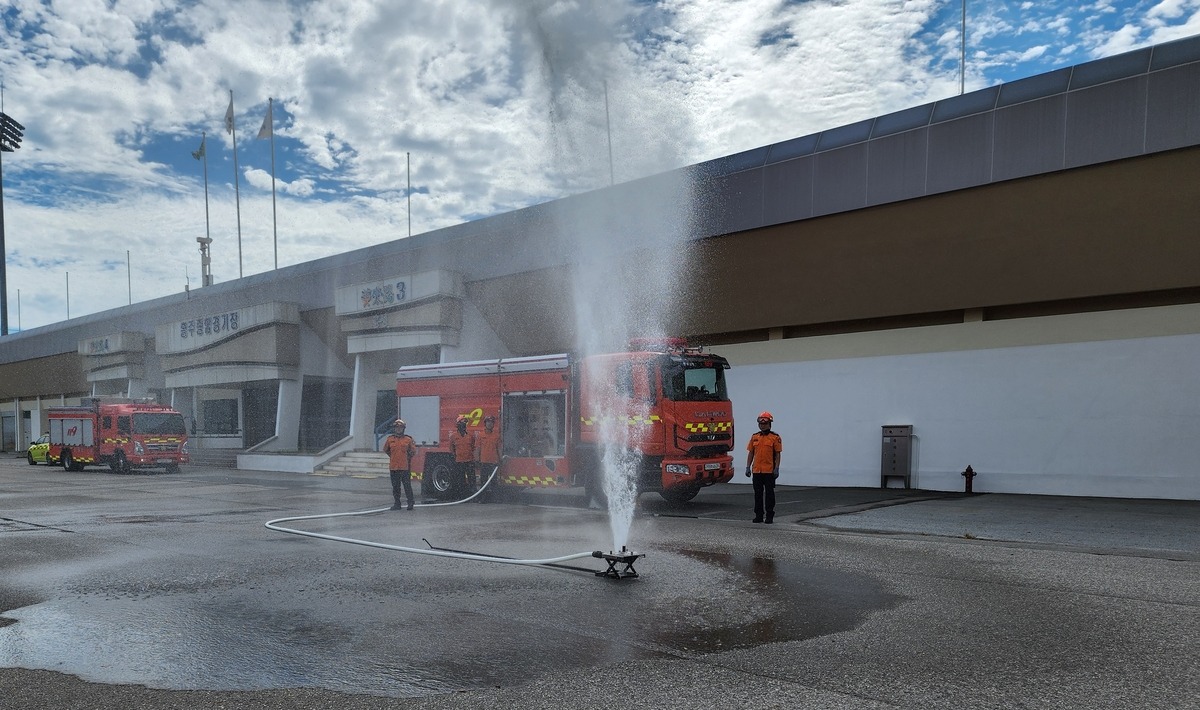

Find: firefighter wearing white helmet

[745,411,782,524]
[448,415,477,496]
[383,419,416,510]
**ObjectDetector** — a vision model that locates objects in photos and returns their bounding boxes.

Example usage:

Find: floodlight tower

[198,236,213,287]
[0,108,26,336]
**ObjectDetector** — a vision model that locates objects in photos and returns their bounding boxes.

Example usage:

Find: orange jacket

[383,433,416,471]
[746,430,782,474]
[477,430,501,464]
[449,429,475,463]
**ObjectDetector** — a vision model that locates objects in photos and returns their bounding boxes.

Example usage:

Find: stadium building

[3,37,1199,499]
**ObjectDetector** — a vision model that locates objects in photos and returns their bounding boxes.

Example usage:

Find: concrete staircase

[314,450,390,477]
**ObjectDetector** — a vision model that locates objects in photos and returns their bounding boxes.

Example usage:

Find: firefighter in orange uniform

[383,419,417,511]
[448,415,476,496]
[475,415,501,501]
[746,411,783,524]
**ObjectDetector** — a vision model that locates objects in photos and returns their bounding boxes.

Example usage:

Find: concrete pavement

[2,456,1198,709]
[523,481,1200,559]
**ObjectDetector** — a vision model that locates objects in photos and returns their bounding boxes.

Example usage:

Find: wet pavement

[1,455,1197,709]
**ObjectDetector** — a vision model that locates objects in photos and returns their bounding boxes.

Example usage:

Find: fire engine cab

[48,398,190,474]
[396,339,735,503]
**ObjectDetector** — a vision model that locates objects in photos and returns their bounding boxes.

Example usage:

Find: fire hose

[264,465,602,569]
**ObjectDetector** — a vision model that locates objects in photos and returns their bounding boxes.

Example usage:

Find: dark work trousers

[752,473,777,521]
[390,469,414,508]
[455,461,476,494]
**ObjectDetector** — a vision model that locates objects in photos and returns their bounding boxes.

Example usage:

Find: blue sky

[0,0,1198,333]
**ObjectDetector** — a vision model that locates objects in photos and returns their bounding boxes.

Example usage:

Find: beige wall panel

[159,324,300,373]
[0,353,89,399]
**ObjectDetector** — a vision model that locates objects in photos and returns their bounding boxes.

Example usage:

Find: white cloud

[1090,22,1145,55]
[1018,45,1049,61]
[1148,0,1189,19]
[2,0,1198,332]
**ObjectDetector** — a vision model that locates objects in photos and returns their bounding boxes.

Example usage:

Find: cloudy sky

[1,0,1197,333]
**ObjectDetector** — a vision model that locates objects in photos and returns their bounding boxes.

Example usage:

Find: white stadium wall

[722,305,1200,500]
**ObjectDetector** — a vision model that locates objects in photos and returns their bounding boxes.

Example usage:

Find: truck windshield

[661,358,728,402]
[134,413,187,435]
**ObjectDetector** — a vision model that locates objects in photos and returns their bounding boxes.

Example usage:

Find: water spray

[264,466,642,578]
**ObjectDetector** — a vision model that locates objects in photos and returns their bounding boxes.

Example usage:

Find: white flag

[257,100,272,139]
[224,96,234,134]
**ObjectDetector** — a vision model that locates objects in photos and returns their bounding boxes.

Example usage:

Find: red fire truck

[396,339,735,503]
[48,398,190,473]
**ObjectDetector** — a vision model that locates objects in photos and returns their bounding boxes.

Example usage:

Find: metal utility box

[881,425,912,489]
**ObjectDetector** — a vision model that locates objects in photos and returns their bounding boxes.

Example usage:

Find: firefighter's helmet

[456,415,468,425]
[757,411,774,423]
[394,419,406,428]
[483,415,496,424]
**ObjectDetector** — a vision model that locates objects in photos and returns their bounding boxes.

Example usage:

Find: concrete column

[14,397,22,451]
[275,378,302,450]
[349,353,376,451]
[128,378,148,399]
[30,396,43,442]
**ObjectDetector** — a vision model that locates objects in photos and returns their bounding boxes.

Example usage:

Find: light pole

[1,109,26,336]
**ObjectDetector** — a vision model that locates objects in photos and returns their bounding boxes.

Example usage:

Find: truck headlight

[134,441,144,455]
[665,464,688,475]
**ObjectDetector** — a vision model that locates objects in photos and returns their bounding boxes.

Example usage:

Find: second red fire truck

[48,398,190,473]
[396,339,735,503]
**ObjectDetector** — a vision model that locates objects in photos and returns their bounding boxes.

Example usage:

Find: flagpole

[268,98,277,270]
[201,131,211,248]
[961,0,967,95]
[227,90,243,278]
[407,151,411,238]
[604,80,614,186]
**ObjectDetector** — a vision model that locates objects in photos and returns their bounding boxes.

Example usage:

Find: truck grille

[685,432,731,443]
[687,445,731,459]
[145,442,180,453]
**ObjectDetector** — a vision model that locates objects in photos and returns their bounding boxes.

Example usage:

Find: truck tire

[110,450,130,474]
[62,450,83,472]
[423,456,456,500]
[659,484,701,504]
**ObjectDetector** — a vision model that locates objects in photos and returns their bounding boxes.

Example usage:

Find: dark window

[133,413,187,435]
[202,399,239,435]
[661,359,729,402]
[502,394,565,458]
[614,363,634,399]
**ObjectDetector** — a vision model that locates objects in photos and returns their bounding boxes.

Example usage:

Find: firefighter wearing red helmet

[746,411,782,524]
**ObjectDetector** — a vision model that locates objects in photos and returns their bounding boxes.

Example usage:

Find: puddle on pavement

[0,549,902,697]
[609,548,904,655]
[0,597,452,697]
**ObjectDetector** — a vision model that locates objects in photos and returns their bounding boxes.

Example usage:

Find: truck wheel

[659,484,701,504]
[63,450,81,472]
[423,457,456,500]
[111,450,130,474]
